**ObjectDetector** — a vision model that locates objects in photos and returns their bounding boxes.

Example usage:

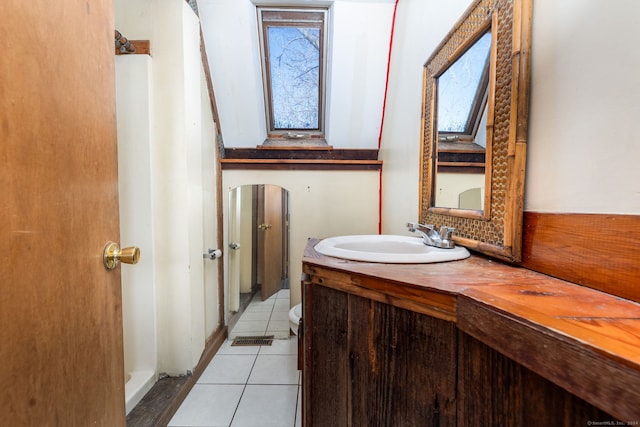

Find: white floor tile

[238,310,272,321]
[260,292,277,301]
[259,338,298,355]
[230,385,298,427]
[171,290,300,426]
[267,330,291,339]
[269,310,290,321]
[273,299,291,311]
[245,301,274,312]
[248,355,299,385]
[277,289,290,299]
[253,293,276,302]
[266,319,290,333]
[198,354,256,384]
[295,386,302,427]
[168,384,244,427]
[232,320,268,334]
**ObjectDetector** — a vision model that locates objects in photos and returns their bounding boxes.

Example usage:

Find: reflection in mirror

[435,30,491,211]
[227,184,289,336]
[420,0,532,262]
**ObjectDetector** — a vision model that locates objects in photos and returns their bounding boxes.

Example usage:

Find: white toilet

[289,303,302,335]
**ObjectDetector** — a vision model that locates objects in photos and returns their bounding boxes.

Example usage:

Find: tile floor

[169,290,301,427]
[228,290,292,340]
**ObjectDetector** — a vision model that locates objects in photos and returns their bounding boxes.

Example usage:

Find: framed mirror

[419,0,532,262]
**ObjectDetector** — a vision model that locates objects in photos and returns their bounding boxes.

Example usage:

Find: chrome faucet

[407,222,456,249]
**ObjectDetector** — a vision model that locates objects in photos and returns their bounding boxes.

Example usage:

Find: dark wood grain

[302,238,640,424]
[303,281,350,426]
[220,158,382,171]
[224,147,379,160]
[348,295,457,426]
[457,331,615,426]
[457,296,640,421]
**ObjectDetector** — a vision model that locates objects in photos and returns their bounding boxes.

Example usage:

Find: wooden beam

[220,158,382,171]
[224,147,379,161]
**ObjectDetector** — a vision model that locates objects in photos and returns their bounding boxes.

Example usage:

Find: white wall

[198,0,395,148]
[379,0,470,235]
[325,1,395,147]
[115,0,220,377]
[197,0,264,147]
[200,61,220,343]
[223,170,380,308]
[526,0,640,214]
[115,55,158,412]
[380,0,640,238]
[113,0,640,383]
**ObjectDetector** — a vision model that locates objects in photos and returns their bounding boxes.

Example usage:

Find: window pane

[267,26,320,130]
[437,32,492,133]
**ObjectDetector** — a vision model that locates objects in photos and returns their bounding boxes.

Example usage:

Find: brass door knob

[258,223,272,231]
[103,242,141,270]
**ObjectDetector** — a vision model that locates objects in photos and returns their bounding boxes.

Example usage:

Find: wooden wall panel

[303,282,350,427]
[348,296,457,427]
[457,331,616,426]
[522,212,640,303]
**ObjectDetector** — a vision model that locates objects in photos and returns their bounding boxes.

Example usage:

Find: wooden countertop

[302,238,640,421]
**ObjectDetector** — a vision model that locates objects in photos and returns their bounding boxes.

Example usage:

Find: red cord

[378,0,399,234]
[378,0,399,150]
[378,163,384,234]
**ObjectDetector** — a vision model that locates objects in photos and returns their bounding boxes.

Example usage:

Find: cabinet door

[303,281,457,427]
[349,295,457,427]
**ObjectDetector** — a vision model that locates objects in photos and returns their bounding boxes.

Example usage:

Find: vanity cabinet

[301,244,626,426]
[457,332,612,425]
[302,283,457,426]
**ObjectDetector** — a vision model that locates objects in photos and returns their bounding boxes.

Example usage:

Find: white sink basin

[314,235,470,264]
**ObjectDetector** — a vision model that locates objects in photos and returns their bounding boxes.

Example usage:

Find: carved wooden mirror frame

[419,0,532,262]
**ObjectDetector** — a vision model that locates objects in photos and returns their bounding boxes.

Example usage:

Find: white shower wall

[114,0,221,397]
[115,55,158,413]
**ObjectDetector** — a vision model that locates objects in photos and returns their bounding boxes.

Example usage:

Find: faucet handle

[439,226,455,241]
[407,222,434,232]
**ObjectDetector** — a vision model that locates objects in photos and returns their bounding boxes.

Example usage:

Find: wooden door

[0,1,125,425]
[259,185,284,301]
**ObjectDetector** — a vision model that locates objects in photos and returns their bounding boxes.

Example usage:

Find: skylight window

[257,7,328,144]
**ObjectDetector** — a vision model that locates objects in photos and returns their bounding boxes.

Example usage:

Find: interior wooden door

[0,1,126,425]
[260,185,284,301]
